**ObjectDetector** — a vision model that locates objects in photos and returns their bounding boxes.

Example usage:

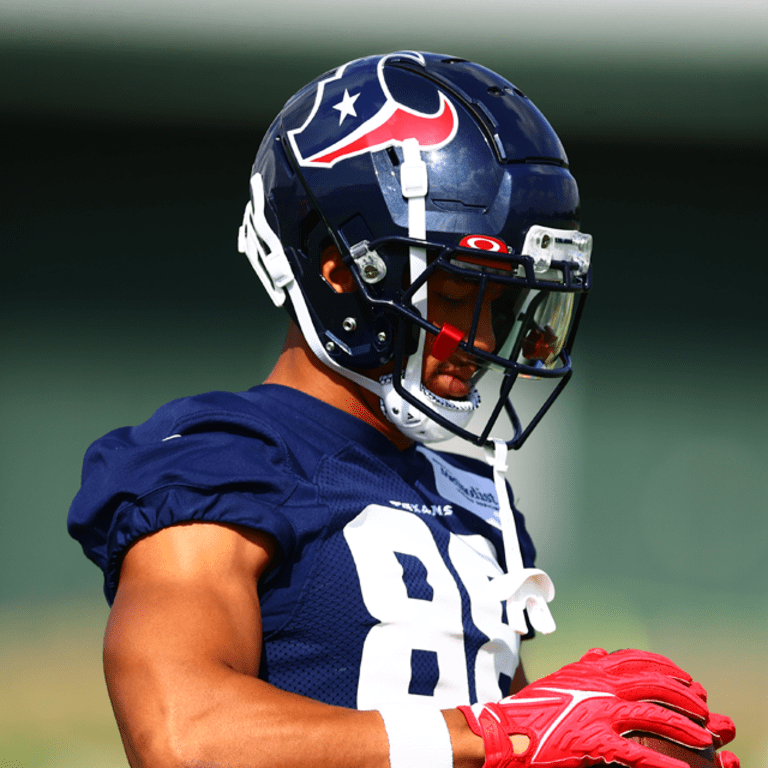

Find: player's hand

[458,648,737,768]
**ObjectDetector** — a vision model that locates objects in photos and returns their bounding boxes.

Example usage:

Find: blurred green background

[2,1,766,764]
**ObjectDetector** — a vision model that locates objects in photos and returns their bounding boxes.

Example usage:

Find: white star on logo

[333,89,360,125]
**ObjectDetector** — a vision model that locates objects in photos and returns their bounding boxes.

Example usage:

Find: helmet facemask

[357,234,591,448]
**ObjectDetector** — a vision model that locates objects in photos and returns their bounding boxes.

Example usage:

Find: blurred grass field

[0,600,123,767]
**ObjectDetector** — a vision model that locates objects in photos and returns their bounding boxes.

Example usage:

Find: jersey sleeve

[67,391,303,604]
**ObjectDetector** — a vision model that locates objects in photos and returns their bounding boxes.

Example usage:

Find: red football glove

[458,648,738,768]
[706,710,739,768]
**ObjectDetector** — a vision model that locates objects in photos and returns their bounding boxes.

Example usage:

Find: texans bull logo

[287,51,459,168]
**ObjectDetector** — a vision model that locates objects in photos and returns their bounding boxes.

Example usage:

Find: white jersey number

[343,505,518,709]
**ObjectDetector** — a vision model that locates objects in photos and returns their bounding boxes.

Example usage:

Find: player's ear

[321,245,357,293]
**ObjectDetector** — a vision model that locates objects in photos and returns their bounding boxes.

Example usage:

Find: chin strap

[400,138,429,427]
[379,138,482,443]
[484,438,556,635]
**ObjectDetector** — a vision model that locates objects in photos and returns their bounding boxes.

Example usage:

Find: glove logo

[526,688,615,760]
[288,52,459,168]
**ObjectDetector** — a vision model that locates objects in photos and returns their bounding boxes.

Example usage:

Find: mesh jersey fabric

[68,384,538,708]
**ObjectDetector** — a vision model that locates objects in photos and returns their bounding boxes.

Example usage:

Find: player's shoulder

[108,387,284,444]
[81,383,378,506]
[83,388,282,472]
[68,386,325,601]
[81,385,340,494]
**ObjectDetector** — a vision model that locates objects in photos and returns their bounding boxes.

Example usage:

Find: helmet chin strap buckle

[400,138,429,201]
[432,323,464,362]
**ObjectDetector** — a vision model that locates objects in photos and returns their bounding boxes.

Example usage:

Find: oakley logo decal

[459,235,508,253]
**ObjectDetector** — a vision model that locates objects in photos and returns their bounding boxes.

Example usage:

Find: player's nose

[471,299,496,354]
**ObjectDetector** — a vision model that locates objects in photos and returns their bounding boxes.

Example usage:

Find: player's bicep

[103,522,277,740]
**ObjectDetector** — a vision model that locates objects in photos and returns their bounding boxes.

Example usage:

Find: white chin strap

[378,138,482,444]
[396,141,555,633]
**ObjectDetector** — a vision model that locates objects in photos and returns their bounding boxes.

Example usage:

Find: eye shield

[401,226,592,378]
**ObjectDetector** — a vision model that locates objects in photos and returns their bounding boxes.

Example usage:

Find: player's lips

[429,361,477,399]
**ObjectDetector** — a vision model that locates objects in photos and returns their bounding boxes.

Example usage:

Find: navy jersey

[68,384,537,709]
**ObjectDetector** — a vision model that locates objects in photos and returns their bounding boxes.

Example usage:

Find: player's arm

[103,521,484,768]
[103,522,736,768]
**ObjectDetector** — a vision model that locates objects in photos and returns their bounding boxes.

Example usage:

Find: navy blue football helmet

[239,51,592,448]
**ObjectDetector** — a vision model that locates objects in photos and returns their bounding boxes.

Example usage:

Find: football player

[68,52,738,768]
